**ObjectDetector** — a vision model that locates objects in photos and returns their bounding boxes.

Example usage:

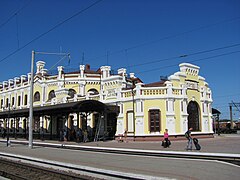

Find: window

[0,99,3,108]
[68,89,76,98]
[6,98,9,107]
[18,96,21,106]
[12,97,15,106]
[87,88,99,95]
[48,90,56,101]
[24,95,28,105]
[149,109,161,132]
[34,91,40,102]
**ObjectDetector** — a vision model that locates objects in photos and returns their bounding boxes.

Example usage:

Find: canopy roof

[0,100,119,119]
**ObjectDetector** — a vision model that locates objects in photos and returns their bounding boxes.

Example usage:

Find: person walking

[185,127,193,150]
[163,129,170,148]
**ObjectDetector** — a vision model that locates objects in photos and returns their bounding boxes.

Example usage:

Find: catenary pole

[28,50,69,149]
[29,50,35,148]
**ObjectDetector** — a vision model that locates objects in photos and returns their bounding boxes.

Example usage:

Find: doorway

[187,101,200,131]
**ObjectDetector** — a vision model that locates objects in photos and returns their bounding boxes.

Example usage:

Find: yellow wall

[174,99,181,133]
[143,99,166,134]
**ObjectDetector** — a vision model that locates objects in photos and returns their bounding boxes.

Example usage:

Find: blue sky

[0,0,240,120]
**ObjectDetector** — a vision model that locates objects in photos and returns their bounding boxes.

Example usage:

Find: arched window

[87,88,99,95]
[68,89,76,98]
[12,97,15,106]
[48,90,56,101]
[6,98,9,107]
[34,91,40,102]
[18,96,21,106]
[187,101,200,131]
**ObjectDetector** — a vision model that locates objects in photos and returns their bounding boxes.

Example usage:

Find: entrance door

[187,101,200,131]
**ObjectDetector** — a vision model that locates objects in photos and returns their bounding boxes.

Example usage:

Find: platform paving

[1,133,240,154]
[0,134,239,180]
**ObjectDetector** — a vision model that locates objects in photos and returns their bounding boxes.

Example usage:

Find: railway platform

[1,133,240,154]
[0,134,239,179]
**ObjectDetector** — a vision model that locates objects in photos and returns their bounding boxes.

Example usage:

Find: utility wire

[16,13,20,49]
[0,0,32,29]
[118,43,240,69]
[68,43,240,68]
[48,55,70,72]
[136,50,240,74]
[85,16,240,62]
[0,0,103,63]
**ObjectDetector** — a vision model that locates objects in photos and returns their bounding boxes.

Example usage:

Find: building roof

[143,80,166,87]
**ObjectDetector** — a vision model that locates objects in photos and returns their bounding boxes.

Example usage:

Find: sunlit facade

[0,61,213,140]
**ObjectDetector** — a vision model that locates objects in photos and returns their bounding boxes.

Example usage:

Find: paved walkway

[1,134,240,180]
[2,134,240,154]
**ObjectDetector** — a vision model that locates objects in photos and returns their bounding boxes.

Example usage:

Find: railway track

[0,156,98,180]
[0,152,152,180]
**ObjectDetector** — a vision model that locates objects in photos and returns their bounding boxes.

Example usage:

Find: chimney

[85,64,90,70]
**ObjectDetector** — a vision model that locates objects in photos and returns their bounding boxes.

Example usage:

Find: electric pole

[29,50,70,149]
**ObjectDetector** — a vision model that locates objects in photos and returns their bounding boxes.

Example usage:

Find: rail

[0,151,153,180]
[1,139,240,166]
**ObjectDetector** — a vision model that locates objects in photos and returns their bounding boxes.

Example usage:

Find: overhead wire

[68,42,240,69]
[0,0,103,63]
[124,43,240,68]
[135,50,240,74]
[16,13,20,49]
[84,16,240,62]
[0,0,32,29]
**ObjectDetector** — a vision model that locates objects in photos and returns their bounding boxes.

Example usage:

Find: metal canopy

[0,100,117,119]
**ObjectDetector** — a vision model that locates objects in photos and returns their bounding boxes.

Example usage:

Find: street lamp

[29,50,70,149]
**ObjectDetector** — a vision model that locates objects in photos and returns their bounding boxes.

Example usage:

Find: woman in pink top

[163,129,170,148]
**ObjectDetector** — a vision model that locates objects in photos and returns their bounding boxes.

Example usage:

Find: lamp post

[29,50,70,149]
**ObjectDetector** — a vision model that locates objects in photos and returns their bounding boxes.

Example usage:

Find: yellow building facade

[0,61,213,141]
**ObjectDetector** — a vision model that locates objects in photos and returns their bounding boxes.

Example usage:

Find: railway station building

[0,61,213,141]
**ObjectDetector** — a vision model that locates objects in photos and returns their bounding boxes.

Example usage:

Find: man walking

[185,127,193,150]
